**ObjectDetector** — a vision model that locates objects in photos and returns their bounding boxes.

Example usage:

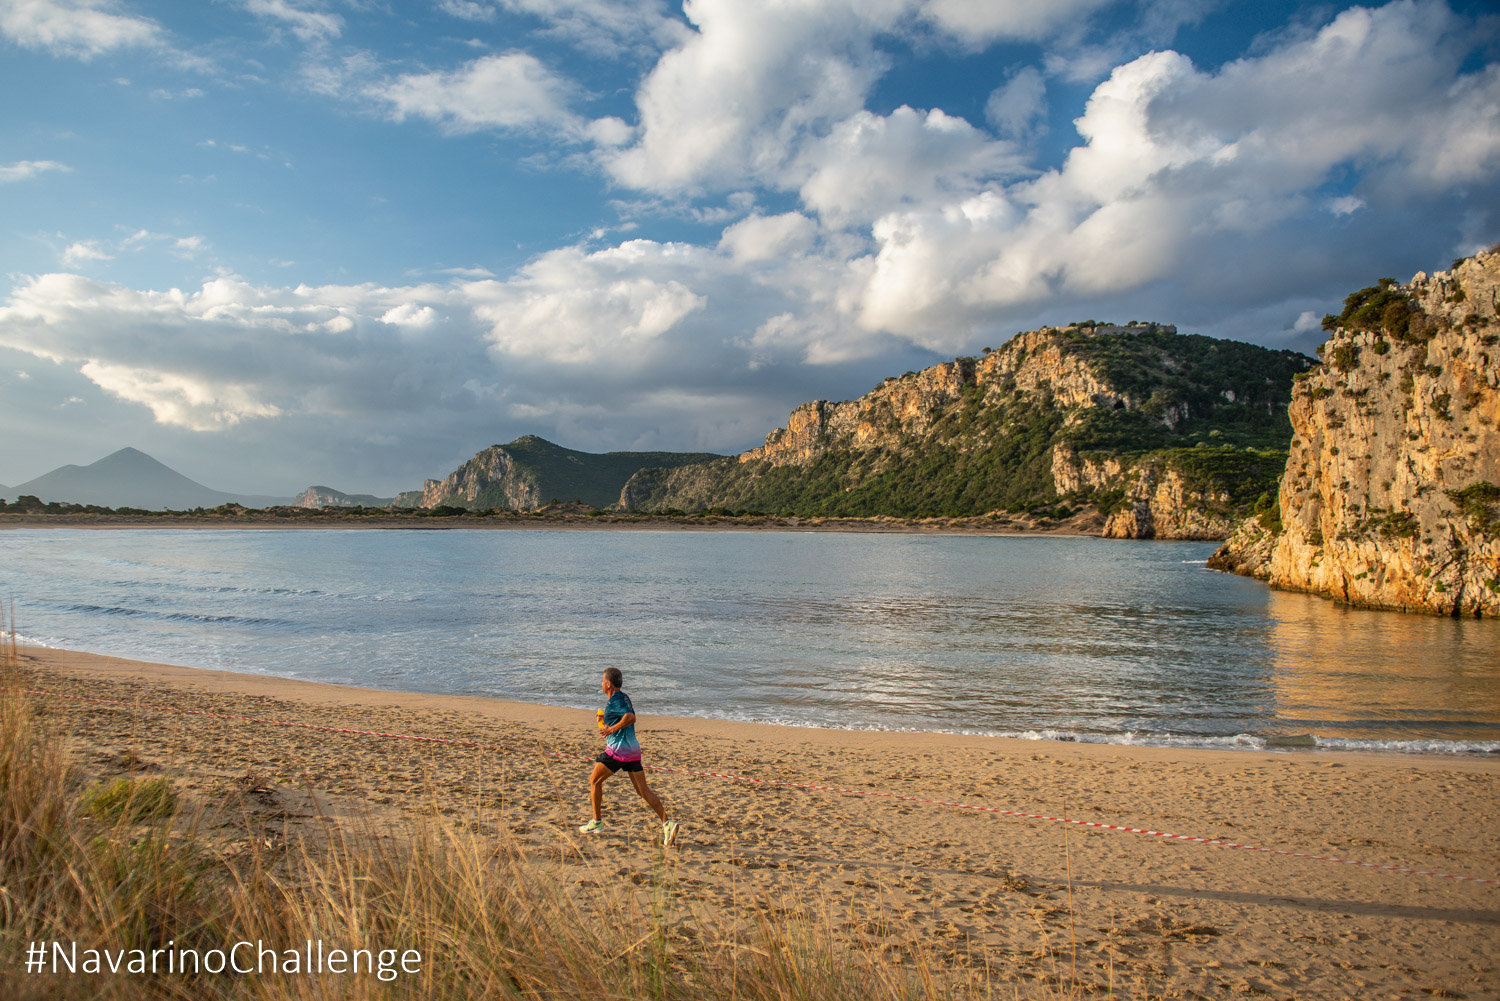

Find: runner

[580,667,679,846]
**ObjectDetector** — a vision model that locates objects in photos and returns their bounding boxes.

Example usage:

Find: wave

[62,604,287,628]
[994,729,1500,755]
[692,711,1500,756]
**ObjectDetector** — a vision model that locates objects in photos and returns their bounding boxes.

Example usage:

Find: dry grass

[0,621,1112,1001]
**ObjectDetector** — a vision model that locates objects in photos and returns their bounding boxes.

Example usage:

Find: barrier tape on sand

[22,687,1498,887]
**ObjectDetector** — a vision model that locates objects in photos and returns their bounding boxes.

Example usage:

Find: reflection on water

[1265,590,1500,742]
[3,528,1498,754]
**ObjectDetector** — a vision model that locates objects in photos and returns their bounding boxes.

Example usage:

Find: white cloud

[466,241,708,364]
[1327,195,1365,216]
[985,66,1046,140]
[243,0,341,41]
[604,0,904,195]
[78,361,283,428]
[370,53,587,138]
[472,0,688,59]
[60,240,113,266]
[0,159,71,183]
[842,0,1500,342]
[437,0,493,21]
[0,273,475,430]
[919,0,1117,44]
[0,0,159,59]
[796,106,1024,227]
[718,212,817,264]
[380,303,438,329]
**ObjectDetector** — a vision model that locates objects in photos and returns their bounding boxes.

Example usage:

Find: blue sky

[2,0,1498,497]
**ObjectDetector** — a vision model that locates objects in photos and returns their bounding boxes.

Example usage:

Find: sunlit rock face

[1211,250,1500,616]
[624,321,1306,536]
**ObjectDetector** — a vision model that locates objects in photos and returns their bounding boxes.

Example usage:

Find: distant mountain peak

[10,447,291,510]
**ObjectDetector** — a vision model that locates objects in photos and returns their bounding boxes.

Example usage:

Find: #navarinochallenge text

[24,940,423,982]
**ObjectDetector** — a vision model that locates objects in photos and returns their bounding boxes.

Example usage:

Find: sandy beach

[14,644,1499,999]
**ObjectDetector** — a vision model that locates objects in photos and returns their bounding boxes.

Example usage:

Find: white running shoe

[662,819,679,846]
[579,819,604,834]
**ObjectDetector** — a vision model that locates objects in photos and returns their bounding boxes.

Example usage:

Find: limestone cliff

[623,323,1310,533]
[1050,445,1280,540]
[294,485,393,509]
[416,444,537,510]
[1209,250,1500,616]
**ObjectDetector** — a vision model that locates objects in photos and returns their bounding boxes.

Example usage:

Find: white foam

[688,711,1498,756]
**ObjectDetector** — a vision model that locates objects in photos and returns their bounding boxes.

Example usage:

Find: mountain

[294,486,395,509]
[1210,248,1500,616]
[398,435,724,511]
[621,322,1314,537]
[7,447,291,510]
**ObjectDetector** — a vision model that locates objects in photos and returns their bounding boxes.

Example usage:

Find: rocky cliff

[402,435,722,511]
[1209,249,1500,616]
[623,323,1310,534]
[1050,445,1282,540]
[294,486,393,509]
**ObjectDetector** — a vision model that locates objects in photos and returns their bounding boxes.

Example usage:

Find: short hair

[604,667,623,689]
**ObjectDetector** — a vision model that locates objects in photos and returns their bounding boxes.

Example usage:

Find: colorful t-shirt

[603,690,641,762]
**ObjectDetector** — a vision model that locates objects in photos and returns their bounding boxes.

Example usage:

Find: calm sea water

[5,528,1498,755]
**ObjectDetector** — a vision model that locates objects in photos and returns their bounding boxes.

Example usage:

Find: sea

[4,527,1498,755]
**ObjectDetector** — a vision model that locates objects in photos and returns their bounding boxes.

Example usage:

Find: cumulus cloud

[0,273,477,430]
[466,241,708,364]
[842,0,1500,341]
[0,254,758,435]
[0,159,71,182]
[604,0,901,194]
[796,106,1024,227]
[918,0,1116,44]
[0,0,159,59]
[370,53,590,138]
[718,212,818,264]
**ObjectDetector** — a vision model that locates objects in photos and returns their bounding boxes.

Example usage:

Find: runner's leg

[589,762,611,821]
[628,770,666,821]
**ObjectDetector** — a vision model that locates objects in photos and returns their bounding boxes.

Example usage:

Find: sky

[1,0,1498,497]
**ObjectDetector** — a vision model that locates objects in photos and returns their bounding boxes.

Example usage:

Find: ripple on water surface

[4,528,1498,754]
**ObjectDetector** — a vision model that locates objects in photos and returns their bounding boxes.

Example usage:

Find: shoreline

[15,644,1500,999]
[19,644,1498,774]
[0,509,1155,539]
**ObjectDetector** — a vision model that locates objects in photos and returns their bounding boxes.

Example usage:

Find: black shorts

[595,752,643,773]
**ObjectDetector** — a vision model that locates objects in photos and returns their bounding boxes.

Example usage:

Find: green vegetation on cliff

[625,324,1312,523]
[412,435,724,511]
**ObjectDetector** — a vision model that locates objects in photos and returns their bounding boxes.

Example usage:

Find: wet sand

[16,645,1500,999]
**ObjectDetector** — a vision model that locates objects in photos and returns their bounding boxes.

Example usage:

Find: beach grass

[0,626,1105,1001]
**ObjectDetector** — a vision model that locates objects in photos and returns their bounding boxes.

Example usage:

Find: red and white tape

[21,686,1498,887]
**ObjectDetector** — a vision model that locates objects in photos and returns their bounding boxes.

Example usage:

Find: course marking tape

[20,686,1498,887]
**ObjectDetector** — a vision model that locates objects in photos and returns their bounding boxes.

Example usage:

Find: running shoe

[578,819,604,834]
[662,819,679,847]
